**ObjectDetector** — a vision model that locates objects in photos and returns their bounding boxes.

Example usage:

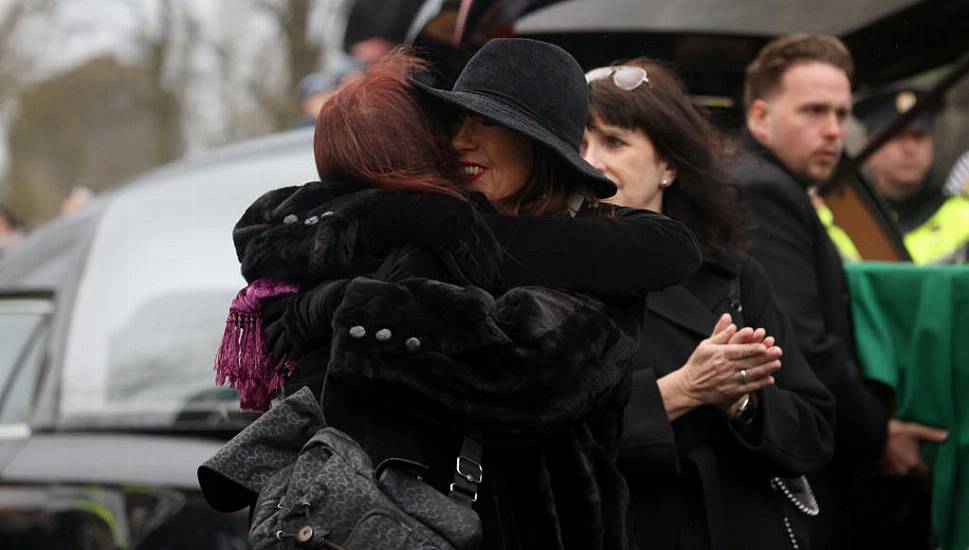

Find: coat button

[405,337,421,353]
[304,215,319,225]
[297,526,314,542]
[283,214,298,224]
[349,326,366,338]
[375,328,392,341]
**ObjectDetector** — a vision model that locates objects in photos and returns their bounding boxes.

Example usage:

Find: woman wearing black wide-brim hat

[413,38,617,214]
[411,38,704,549]
[409,38,701,311]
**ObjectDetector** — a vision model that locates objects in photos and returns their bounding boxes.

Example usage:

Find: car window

[58,133,316,428]
[0,297,52,426]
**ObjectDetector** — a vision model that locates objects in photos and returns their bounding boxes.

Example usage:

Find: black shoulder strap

[727,277,745,327]
[449,437,484,507]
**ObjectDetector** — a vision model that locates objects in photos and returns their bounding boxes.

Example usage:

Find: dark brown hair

[496,147,587,216]
[587,57,747,260]
[313,48,464,198]
[743,34,854,109]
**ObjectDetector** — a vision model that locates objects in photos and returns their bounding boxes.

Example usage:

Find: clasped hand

[660,313,782,419]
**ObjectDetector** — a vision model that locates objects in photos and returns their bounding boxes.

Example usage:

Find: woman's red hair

[313,48,463,198]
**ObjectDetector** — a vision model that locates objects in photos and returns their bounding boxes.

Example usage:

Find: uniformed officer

[855,86,969,264]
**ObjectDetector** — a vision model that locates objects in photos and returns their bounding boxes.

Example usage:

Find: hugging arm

[325,276,639,444]
[233,183,502,288]
[483,206,701,296]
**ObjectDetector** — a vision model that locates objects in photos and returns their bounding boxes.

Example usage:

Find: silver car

[0,127,316,549]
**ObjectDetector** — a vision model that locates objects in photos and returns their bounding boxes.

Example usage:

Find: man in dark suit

[731,34,948,549]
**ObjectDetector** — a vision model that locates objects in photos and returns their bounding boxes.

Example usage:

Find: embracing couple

[203,38,834,550]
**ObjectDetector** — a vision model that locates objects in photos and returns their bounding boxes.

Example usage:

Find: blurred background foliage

[0,0,341,227]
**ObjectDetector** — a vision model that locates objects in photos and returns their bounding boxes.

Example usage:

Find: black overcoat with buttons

[730,134,891,549]
[231,179,702,550]
[620,255,835,550]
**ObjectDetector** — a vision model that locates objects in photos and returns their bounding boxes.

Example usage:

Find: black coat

[231,180,702,550]
[730,135,890,549]
[620,256,835,550]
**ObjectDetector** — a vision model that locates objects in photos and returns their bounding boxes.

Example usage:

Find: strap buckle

[455,456,483,483]
[448,438,484,506]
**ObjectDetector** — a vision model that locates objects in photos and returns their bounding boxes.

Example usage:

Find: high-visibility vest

[903,195,969,264]
[815,203,863,262]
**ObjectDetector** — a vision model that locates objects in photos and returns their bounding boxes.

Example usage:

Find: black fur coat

[231,180,648,550]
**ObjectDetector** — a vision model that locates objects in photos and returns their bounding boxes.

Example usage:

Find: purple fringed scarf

[215,278,300,411]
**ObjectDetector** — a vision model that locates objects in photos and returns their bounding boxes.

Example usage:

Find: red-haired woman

[213,42,699,549]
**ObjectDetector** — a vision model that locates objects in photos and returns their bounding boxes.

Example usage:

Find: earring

[660,177,670,188]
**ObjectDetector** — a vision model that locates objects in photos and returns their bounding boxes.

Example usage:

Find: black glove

[439,232,503,288]
[261,294,294,325]
[263,317,292,366]
[265,279,350,364]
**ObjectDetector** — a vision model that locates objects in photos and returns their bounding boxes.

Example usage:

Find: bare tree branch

[0,0,55,104]
[244,0,324,129]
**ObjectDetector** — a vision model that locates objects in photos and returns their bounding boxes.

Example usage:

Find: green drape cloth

[845,261,969,550]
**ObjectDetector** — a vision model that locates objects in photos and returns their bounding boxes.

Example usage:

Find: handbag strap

[727,276,745,326]
[448,437,484,507]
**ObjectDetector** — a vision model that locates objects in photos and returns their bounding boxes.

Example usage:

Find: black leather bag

[198,387,482,549]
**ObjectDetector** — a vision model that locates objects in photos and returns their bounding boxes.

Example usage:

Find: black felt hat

[413,38,617,199]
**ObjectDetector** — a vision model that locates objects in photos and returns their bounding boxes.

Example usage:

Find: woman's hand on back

[658,314,782,420]
[359,190,503,287]
[359,191,474,251]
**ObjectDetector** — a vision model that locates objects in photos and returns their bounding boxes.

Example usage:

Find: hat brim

[861,111,935,135]
[412,78,616,199]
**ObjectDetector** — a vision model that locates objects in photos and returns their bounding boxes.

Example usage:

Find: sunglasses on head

[585,66,649,91]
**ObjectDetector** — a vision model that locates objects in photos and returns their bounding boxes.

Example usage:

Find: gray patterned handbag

[198,387,482,549]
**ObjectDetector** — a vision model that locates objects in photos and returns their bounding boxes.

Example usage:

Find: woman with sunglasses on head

[217,42,701,550]
[583,59,836,549]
